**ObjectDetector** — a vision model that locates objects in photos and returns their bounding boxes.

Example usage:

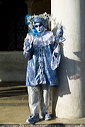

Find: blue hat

[25,12,50,29]
[32,16,48,28]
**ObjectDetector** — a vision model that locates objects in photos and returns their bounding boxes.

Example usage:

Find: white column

[51,0,85,118]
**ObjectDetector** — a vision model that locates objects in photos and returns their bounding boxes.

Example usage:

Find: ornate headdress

[25,12,51,29]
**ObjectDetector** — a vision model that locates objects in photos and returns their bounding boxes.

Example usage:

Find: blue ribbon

[25,14,31,25]
[29,28,40,36]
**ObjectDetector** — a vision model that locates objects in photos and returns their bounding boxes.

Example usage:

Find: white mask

[33,23,45,33]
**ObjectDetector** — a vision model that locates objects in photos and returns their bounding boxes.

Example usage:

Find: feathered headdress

[25,12,51,29]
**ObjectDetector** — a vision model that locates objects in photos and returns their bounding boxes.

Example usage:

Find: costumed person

[23,12,65,124]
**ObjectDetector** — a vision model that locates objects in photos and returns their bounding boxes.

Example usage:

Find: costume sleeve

[50,28,65,70]
[51,43,61,70]
[23,33,34,59]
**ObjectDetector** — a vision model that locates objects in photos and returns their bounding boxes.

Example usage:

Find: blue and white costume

[23,31,59,86]
[23,12,65,124]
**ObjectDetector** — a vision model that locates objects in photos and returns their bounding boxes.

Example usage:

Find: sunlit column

[51,0,85,118]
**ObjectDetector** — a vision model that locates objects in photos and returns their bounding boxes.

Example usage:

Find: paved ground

[0,82,85,126]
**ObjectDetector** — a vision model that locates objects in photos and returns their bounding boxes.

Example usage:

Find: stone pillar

[51,0,85,118]
[25,0,34,14]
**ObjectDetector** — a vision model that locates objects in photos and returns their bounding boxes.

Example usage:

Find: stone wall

[0,51,27,82]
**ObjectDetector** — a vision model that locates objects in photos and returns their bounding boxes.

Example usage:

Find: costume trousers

[27,84,50,115]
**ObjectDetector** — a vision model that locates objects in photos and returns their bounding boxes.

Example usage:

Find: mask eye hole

[34,25,38,28]
[39,24,42,27]
[34,23,42,28]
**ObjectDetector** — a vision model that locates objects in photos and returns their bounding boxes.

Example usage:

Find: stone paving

[0,82,85,126]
